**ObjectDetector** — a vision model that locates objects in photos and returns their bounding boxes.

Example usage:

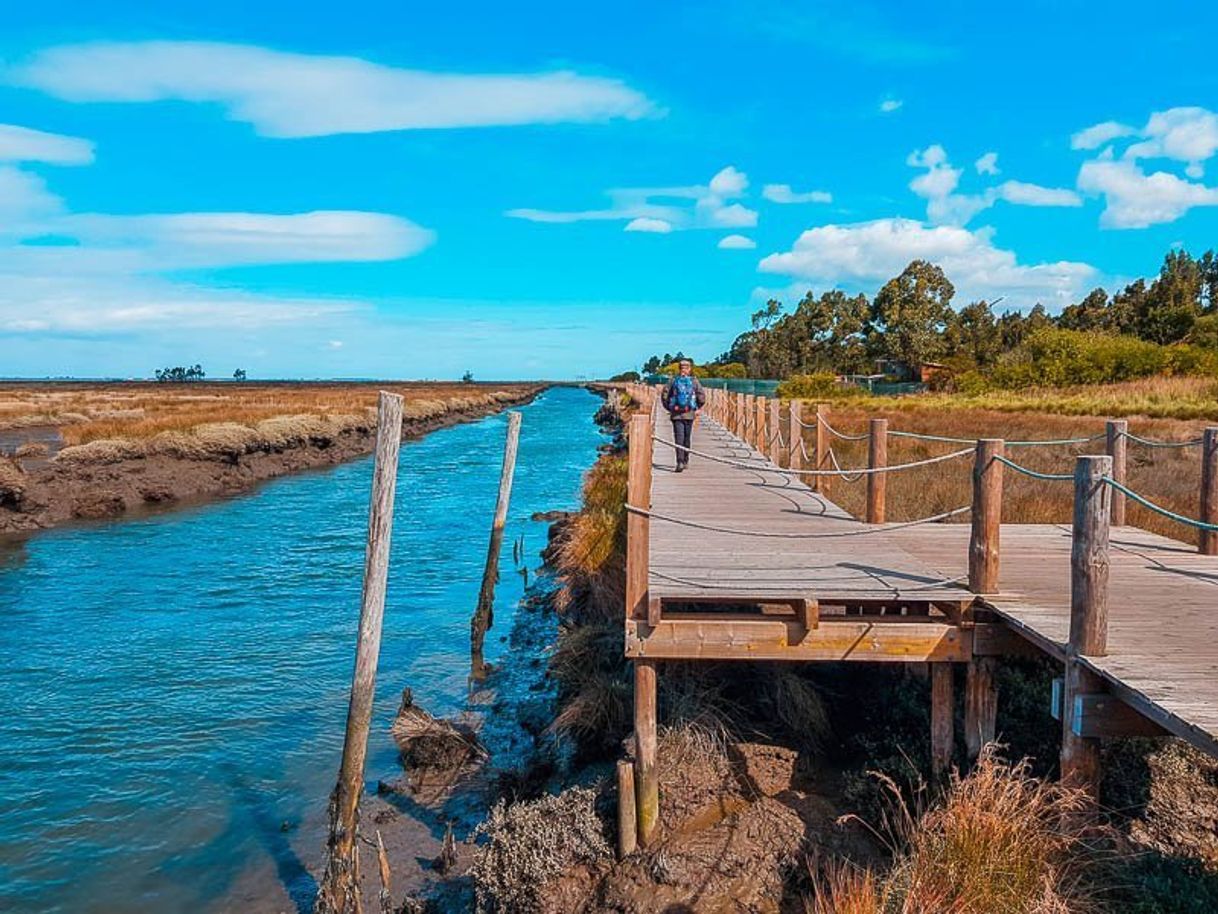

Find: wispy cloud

[762,183,832,205]
[0,123,94,164]
[9,41,658,138]
[507,166,758,233]
[879,98,903,113]
[718,234,756,249]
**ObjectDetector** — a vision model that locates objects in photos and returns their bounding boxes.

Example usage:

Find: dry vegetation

[0,381,535,461]
[794,390,1213,544]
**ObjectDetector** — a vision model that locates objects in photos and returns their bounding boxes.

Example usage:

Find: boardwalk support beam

[964,656,997,761]
[1061,454,1111,799]
[634,659,659,846]
[931,663,954,779]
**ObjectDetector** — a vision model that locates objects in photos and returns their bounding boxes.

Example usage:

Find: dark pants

[671,417,694,466]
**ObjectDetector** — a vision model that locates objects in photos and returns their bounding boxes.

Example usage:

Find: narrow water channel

[0,386,604,913]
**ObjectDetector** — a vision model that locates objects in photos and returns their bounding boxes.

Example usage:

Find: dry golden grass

[0,382,534,465]
[793,399,1211,544]
[811,749,1093,914]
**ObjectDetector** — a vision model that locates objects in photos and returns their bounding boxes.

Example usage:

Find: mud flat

[0,383,542,535]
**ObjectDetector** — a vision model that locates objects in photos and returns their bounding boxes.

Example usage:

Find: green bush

[777,371,853,399]
[989,329,1218,389]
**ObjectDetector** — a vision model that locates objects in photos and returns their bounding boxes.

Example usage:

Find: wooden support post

[866,418,888,523]
[734,392,744,437]
[931,663,954,779]
[743,394,754,445]
[814,403,830,495]
[1201,427,1218,555]
[968,439,1004,594]
[1106,420,1127,527]
[770,399,782,464]
[626,415,653,623]
[755,396,767,451]
[634,659,659,846]
[788,400,802,471]
[1061,454,1111,798]
[964,657,997,760]
[616,759,637,859]
[317,391,404,914]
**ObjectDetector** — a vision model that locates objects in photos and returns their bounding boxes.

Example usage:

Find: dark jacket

[661,376,706,417]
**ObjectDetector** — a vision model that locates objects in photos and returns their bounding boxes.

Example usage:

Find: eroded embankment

[0,388,541,535]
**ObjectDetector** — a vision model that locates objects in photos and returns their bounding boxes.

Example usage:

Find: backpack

[670,376,697,412]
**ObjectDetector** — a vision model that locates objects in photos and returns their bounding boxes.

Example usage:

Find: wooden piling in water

[969,440,1004,594]
[471,411,522,678]
[866,418,887,523]
[316,391,404,914]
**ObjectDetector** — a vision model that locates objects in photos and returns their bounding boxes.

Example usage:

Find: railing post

[756,396,767,453]
[743,394,754,445]
[968,439,1004,594]
[866,418,888,523]
[814,403,830,495]
[734,392,744,437]
[625,414,653,623]
[788,401,803,472]
[1061,454,1111,798]
[1106,420,1127,527]
[770,399,782,464]
[1201,427,1218,555]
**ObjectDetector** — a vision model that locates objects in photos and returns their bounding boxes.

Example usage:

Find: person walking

[661,359,706,472]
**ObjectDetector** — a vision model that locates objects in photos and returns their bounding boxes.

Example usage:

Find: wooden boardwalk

[616,383,1218,847]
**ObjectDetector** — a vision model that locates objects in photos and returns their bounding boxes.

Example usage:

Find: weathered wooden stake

[964,657,998,760]
[1061,454,1111,799]
[788,400,803,472]
[866,418,888,523]
[755,396,767,451]
[471,411,522,678]
[316,391,404,914]
[814,403,830,495]
[1106,420,1128,527]
[616,759,637,859]
[968,439,1005,594]
[770,399,782,464]
[931,663,954,779]
[634,659,659,846]
[626,414,653,622]
[1201,427,1218,555]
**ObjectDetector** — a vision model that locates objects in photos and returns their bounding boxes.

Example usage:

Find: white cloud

[624,217,672,233]
[761,183,832,204]
[974,152,999,175]
[1071,120,1136,150]
[0,124,94,164]
[1077,156,1218,228]
[879,98,903,113]
[0,165,65,223]
[328,339,344,349]
[1121,107,1218,178]
[908,144,1080,225]
[758,217,1095,308]
[61,210,434,268]
[718,234,756,249]
[10,41,657,138]
[508,166,757,232]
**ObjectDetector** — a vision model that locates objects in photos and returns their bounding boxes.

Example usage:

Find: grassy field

[0,381,536,444]
[788,380,1215,546]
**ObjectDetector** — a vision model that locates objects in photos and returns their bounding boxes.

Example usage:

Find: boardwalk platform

[633,409,1218,758]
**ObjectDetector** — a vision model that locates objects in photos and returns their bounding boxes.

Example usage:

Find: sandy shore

[0,386,542,536]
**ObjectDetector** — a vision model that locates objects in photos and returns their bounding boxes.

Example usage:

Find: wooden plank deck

[643,412,1218,758]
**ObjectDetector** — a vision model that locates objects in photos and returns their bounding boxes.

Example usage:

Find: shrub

[778,371,851,400]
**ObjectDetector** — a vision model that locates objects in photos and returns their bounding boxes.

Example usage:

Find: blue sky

[1,0,1216,379]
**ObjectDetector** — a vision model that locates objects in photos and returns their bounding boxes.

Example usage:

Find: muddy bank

[0,387,542,536]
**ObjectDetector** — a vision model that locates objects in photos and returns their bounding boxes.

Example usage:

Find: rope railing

[1103,478,1218,531]
[1120,431,1204,449]
[653,435,972,477]
[819,416,870,441]
[992,455,1074,482]
[649,566,970,594]
[626,503,971,538]
[828,447,865,483]
[890,429,1105,448]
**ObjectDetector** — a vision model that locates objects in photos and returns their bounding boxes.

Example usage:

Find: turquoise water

[0,387,603,913]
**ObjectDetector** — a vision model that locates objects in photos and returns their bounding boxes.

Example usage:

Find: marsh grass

[812,748,1095,914]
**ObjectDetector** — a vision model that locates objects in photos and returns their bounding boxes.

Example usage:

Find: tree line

[641,247,1218,381]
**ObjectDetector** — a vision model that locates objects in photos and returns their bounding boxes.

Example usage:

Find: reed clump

[811,748,1094,914]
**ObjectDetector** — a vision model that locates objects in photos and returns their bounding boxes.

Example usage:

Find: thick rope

[1121,432,1204,449]
[626,503,971,538]
[819,416,871,441]
[651,566,970,594]
[1103,478,1218,531]
[890,430,1105,447]
[654,436,972,477]
[828,447,865,483]
[992,455,1073,482]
